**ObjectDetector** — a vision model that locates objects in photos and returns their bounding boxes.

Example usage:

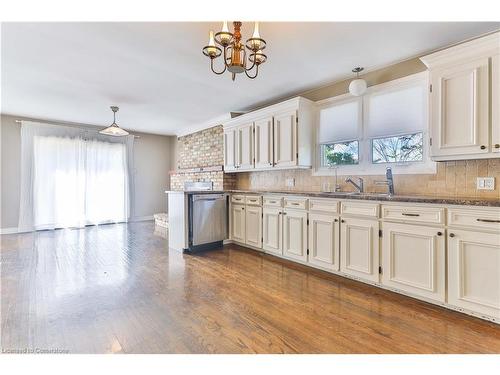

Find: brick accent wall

[170,125,236,191]
[177,126,223,169]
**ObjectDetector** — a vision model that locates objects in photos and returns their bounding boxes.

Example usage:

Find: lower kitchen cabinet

[308,213,340,271]
[245,205,262,249]
[448,229,500,318]
[381,222,446,302]
[263,207,282,255]
[282,209,308,262]
[340,217,380,283]
[231,204,246,243]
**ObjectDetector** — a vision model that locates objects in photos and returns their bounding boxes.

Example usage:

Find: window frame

[313,72,435,176]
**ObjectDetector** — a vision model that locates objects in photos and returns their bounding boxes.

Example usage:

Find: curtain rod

[13,120,141,138]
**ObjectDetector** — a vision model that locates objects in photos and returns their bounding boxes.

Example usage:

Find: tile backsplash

[235,159,500,199]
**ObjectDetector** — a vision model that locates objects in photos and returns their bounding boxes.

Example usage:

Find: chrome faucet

[345,176,364,193]
[375,167,395,196]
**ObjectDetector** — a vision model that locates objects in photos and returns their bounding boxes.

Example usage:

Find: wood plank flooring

[1,221,499,353]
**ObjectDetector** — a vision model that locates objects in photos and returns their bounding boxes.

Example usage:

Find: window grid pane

[321,141,359,166]
[371,132,423,164]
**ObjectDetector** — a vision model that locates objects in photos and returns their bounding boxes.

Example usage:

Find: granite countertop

[165,189,500,207]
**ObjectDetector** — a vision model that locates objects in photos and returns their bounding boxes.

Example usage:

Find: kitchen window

[315,72,435,175]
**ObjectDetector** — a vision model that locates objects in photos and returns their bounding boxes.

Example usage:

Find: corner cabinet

[420,31,500,161]
[223,97,314,172]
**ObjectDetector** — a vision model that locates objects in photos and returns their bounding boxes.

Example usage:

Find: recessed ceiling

[1,22,499,135]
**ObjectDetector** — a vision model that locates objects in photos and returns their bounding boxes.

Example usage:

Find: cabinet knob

[449,233,455,238]
[480,145,486,150]
[334,219,338,222]
[437,231,442,236]
[341,219,345,223]
[495,144,500,149]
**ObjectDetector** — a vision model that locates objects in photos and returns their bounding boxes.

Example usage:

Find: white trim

[0,227,20,234]
[313,72,436,177]
[129,215,154,222]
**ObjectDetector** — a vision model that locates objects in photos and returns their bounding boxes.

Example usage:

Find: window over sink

[315,72,435,175]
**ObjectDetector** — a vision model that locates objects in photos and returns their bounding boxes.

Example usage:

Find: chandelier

[202,21,267,81]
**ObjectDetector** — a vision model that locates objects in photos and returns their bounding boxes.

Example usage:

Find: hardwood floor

[1,221,499,354]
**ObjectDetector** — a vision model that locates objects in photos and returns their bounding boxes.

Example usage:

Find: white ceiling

[2,22,499,135]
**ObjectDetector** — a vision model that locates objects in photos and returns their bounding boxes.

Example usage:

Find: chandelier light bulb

[219,21,231,45]
[207,31,217,56]
[250,22,261,50]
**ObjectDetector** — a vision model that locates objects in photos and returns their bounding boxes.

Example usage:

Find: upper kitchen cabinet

[223,97,315,172]
[420,32,500,161]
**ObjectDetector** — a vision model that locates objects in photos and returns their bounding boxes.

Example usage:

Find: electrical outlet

[286,178,295,187]
[476,177,495,191]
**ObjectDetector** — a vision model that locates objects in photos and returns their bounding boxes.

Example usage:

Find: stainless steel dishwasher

[187,193,228,252]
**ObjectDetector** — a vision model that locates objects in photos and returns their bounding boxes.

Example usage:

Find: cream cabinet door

[430,58,490,158]
[245,205,262,249]
[263,207,282,255]
[381,222,445,302]
[308,213,340,271]
[340,218,380,283]
[224,128,237,171]
[231,204,246,243]
[282,209,308,262]
[448,229,500,319]
[273,110,297,167]
[492,55,500,153]
[237,123,254,170]
[254,117,274,168]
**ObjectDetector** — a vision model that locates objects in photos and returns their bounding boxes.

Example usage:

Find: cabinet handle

[449,233,455,238]
[437,231,442,236]
[480,145,486,150]
[291,202,300,206]
[495,144,500,149]
[477,218,500,223]
[283,212,287,215]
[402,213,420,217]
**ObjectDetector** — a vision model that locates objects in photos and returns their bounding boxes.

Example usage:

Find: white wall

[0,114,176,231]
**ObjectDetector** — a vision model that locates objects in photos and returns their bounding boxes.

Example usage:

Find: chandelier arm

[245,64,259,79]
[223,46,231,69]
[210,58,227,75]
[245,58,257,72]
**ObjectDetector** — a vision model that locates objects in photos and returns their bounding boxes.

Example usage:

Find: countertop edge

[165,190,500,207]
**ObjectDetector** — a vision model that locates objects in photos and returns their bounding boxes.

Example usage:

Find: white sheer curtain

[18,121,134,232]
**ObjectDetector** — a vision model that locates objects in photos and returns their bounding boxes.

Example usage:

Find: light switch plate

[286,178,295,187]
[476,177,495,190]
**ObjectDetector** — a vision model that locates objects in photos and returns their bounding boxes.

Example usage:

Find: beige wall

[0,114,176,230]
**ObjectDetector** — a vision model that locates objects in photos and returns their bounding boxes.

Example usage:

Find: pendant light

[99,106,129,136]
[349,67,367,96]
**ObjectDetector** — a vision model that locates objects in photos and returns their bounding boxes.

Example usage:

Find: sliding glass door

[32,135,128,230]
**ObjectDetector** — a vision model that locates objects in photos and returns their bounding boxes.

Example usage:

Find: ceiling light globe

[349,78,367,96]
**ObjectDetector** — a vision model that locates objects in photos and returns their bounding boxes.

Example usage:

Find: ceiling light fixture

[99,106,129,136]
[202,21,267,81]
[349,67,367,96]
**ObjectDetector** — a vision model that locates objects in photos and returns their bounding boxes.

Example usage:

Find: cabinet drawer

[309,198,339,214]
[448,207,500,231]
[382,204,445,225]
[284,197,308,210]
[263,196,283,207]
[231,194,246,204]
[245,195,262,206]
[341,201,379,218]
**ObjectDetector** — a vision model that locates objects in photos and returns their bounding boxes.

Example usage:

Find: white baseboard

[0,227,19,235]
[129,215,154,222]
